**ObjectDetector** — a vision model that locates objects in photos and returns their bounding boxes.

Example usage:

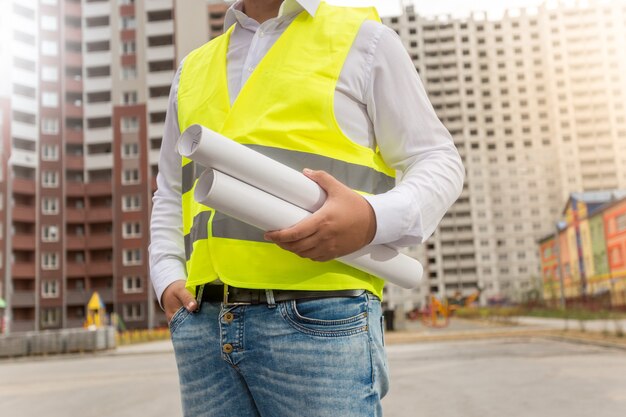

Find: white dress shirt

[149,0,465,305]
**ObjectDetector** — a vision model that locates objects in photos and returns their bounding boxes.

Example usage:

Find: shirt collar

[224,0,320,31]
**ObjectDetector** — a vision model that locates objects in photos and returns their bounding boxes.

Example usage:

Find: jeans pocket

[168,306,191,335]
[279,293,369,337]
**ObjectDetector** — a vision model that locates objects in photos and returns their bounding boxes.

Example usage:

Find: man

[149,0,464,416]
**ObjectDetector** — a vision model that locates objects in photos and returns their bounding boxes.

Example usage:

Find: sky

[326,0,549,17]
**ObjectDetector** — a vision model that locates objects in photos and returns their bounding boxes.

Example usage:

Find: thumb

[304,169,341,194]
[177,287,197,311]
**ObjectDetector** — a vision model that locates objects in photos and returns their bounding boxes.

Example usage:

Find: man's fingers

[265,214,321,243]
[303,169,342,195]
[176,287,197,311]
[274,233,321,257]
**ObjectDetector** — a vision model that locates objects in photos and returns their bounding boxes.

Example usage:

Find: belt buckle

[223,284,252,306]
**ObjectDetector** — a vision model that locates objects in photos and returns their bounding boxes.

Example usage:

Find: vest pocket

[279,293,369,337]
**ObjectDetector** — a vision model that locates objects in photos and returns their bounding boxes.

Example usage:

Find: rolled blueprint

[178,124,326,211]
[195,169,422,289]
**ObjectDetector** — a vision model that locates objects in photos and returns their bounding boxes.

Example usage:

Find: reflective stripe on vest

[182,146,395,196]
[177,3,393,299]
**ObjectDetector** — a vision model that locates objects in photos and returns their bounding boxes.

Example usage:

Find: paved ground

[1,337,625,417]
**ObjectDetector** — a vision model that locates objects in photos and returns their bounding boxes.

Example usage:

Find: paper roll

[195,169,422,289]
[178,124,326,211]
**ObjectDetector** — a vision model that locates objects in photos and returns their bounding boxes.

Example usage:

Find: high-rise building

[0,0,231,333]
[383,0,626,308]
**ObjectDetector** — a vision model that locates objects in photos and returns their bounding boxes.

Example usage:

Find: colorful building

[539,191,626,307]
[603,198,626,306]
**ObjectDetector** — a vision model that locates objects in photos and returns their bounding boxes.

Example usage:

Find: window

[123,91,138,105]
[42,144,59,161]
[41,308,60,326]
[121,41,136,55]
[123,249,142,266]
[42,225,59,242]
[42,92,59,108]
[121,65,137,80]
[41,118,59,134]
[123,303,143,321]
[121,16,136,30]
[122,169,140,184]
[616,214,626,232]
[123,276,143,294]
[42,197,59,214]
[42,171,59,188]
[41,40,58,56]
[42,280,59,298]
[122,143,139,158]
[41,15,58,31]
[41,66,58,81]
[122,222,141,238]
[42,252,60,270]
[122,195,141,211]
[121,117,139,133]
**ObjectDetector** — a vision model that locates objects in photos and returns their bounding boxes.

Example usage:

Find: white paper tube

[178,124,326,211]
[195,169,422,289]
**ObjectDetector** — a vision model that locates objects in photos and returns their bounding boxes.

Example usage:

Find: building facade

[539,191,626,307]
[383,0,626,307]
[0,0,229,333]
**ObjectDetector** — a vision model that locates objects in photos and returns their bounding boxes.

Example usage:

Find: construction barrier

[0,327,116,358]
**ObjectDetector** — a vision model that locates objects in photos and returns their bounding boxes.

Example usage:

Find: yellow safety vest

[177,2,395,299]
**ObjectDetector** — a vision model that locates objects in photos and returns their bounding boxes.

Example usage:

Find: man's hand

[162,280,197,323]
[264,169,377,261]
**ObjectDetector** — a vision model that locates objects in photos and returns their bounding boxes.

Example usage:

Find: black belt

[197,284,366,306]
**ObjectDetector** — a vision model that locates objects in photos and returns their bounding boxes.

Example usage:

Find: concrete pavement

[1,336,626,417]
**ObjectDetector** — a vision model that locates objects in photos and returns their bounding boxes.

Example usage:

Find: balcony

[84,26,111,43]
[146,20,174,37]
[13,205,36,222]
[66,235,86,250]
[66,77,83,92]
[65,26,82,42]
[13,234,36,250]
[12,291,35,307]
[84,73,111,92]
[65,103,83,119]
[66,263,87,278]
[147,45,175,62]
[86,181,112,197]
[11,122,37,141]
[66,289,90,305]
[87,207,113,222]
[66,154,84,170]
[66,50,82,67]
[87,261,113,276]
[85,154,113,170]
[84,1,110,17]
[66,318,86,328]
[145,0,172,11]
[66,128,84,144]
[66,207,86,223]
[147,70,175,87]
[84,102,112,119]
[65,0,81,16]
[11,320,35,333]
[66,182,85,196]
[12,263,36,279]
[85,127,112,144]
[87,234,113,249]
[10,149,38,169]
[95,288,114,303]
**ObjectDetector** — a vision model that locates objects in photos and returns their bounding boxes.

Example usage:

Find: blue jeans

[169,290,389,417]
